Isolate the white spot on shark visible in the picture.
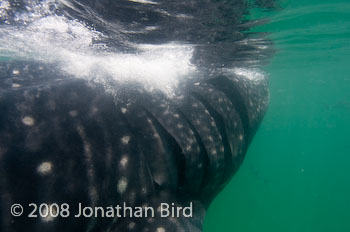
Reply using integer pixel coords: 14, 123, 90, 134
128, 0, 158, 4
37, 162, 53, 175
117, 177, 128, 194
69, 110, 78, 117
41, 204, 56, 222
121, 107, 127, 114
128, 222, 136, 229
12, 83, 21, 88
121, 136, 131, 145
12, 69, 20, 75
120, 156, 128, 168
22, 116, 35, 126
156, 227, 166, 232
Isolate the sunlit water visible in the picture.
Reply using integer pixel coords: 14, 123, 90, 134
204, 0, 350, 231
0, 0, 269, 98
0, 0, 203, 99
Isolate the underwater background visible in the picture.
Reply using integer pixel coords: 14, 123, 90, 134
204, 0, 350, 231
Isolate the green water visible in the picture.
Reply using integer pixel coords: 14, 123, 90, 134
204, 0, 350, 231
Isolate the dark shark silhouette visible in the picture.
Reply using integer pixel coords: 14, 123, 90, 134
0, 0, 274, 231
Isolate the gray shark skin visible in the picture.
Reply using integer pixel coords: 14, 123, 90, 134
0, 0, 274, 231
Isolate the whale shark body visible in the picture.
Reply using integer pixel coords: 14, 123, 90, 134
0, 0, 274, 231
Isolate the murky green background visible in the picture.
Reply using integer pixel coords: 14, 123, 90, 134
204, 0, 350, 231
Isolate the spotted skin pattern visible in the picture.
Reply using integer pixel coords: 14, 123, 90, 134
0, 0, 273, 231
0, 59, 268, 232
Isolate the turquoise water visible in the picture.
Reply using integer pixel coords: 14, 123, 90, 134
204, 0, 350, 231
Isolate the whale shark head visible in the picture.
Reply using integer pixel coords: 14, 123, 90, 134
0, 0, 275, 231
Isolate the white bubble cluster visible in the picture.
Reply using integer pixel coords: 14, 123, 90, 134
0, 1, 196, 97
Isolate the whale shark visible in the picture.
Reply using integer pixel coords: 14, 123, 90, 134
0, 0, 274, 231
